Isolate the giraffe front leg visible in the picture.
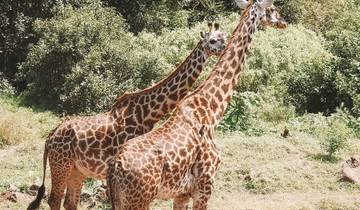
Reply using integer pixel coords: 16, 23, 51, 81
63, 167, 86, 210
173, 193, 191, 210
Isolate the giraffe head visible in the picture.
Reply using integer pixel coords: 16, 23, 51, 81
200, 22, 228, 56
235, 0, 287, 29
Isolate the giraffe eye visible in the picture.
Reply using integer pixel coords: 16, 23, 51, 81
209, 39, 216, 44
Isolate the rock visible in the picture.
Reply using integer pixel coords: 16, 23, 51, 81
244, 175, 252, 181
80, 192, 92, 202
14, 192, 32, 202
29, 184, 39, 191
95, 186, 108, 202
1, 191, 17, 203
86, 199, 97, 209
270, 128, 278, 133
342, 155, 360, 183
8, 184, 18, 192
28, 184, 40, 196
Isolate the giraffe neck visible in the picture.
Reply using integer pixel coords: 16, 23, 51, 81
188, 4, 260, 126
110, 41, 209, 130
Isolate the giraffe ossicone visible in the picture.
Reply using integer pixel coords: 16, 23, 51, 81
107, 0, 287, 209
27, 23, 228, 210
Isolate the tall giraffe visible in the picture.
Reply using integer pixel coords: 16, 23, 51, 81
27, 23, 228, 210
107, 0, 287, 209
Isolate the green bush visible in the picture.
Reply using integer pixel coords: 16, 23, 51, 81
274, 0, 360, 117
286, 60, 340, 115
18, 9, 239, 114
319, 119, 351, 157
330, 27, 360, 117
18, 3, 170, 114
239, 25, 341, 116
219, 91, 261, 133
104, 0, 190, 34
0, 74, 15, 96
275, 0, 358, 33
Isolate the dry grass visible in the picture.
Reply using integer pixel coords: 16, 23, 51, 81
0, 98, 360, 209
0, 97, 58, 148
1, 132, 360, 209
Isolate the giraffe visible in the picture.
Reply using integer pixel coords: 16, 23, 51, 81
27, 23, 228, 210
106, 0, 287, 209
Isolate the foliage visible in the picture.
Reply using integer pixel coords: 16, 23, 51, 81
0, 0, 58, 85
330, 27, 360, 117
18, 3, 170, 114
219, 91, 261, 133
104, 0, 239, 34
0, 0, 359, 135
319, 119, 351, 157
273, 0, 360, 117
244, 25, 335, 113
104, 0, 189, 34
0, 73, 15, 96
18, 8, 236, 114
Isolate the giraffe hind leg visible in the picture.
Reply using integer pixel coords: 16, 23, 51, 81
48, 157, 73, 210
63, 167, 86, 210
192, 180, 213, 210
173, 194, 191, 210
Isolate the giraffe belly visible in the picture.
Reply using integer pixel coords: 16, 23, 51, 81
156, 170, 195, 199
74, 159, 108, 180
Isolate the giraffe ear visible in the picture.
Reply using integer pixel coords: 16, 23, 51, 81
207, 22, 213, 32
258, 0, 273, 9
200, 31, 205, 39
235, 0, 250, 9
214, 23, 220, 31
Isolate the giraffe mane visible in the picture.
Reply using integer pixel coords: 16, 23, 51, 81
174, 1, 253, 105
110, 41, 203, 111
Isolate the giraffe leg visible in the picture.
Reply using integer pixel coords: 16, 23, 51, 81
63, 167, 85, 210
173, 194, 191, 210
134, 203, 150, 210
113, 203, 149, 210
192, 181, 213, 210
48, 158, 73, 210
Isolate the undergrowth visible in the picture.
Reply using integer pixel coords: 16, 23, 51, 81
0, 96, 58, 148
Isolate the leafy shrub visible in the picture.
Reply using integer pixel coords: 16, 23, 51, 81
18, 9, 238, 114
258, 101, 295, 125
319, 119, 351, 157
0, 0, 60, 83
348, 115, 360, 138
19, 3, 170, 114
241, 25, 336, 115
275, 0, 360, 117
333, 108, 360, 138
104, 0, 190, 34
0, 74, 15, 96
275, 0, 358, 33
330, 27, 360, 117
286, 60, 340, 115
219, 91, 261, 133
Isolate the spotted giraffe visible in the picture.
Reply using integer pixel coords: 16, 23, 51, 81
107, 1, 287, 209
27, 23, 228, 210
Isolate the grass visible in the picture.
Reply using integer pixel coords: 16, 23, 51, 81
0, 97, 360, 209
0, 97, 59, 148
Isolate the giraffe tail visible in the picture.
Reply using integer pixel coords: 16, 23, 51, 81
27, 143, 48, 210
107, 161, 127, 210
